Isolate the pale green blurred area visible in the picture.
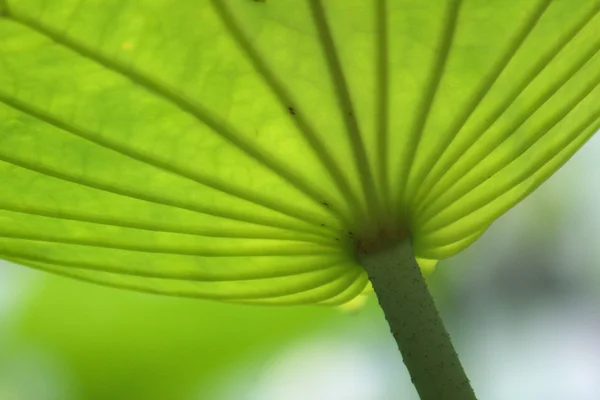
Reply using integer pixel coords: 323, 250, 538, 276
1, 133, 600, 400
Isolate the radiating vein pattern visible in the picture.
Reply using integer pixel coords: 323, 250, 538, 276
0, 0, 598, 304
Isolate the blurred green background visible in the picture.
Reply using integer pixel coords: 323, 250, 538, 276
1, 134, 599, 400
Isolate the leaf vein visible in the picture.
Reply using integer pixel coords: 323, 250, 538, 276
399, 0, 462, 218
308, 0, 381, 221
211, 1, 363, 227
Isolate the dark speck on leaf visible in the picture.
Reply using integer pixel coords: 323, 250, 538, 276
322, 202, 329, 207
288, 106, 295, 115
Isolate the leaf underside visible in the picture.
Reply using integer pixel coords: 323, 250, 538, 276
0, 0, 598, 305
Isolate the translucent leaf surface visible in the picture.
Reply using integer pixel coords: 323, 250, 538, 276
1, 0, 598, 304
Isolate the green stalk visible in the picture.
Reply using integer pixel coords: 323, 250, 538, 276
359, 238, 477, 400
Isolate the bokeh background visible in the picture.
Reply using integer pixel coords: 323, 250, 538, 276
1, 133, 599, 400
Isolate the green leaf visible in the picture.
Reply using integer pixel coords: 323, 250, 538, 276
0, 0, 598, 304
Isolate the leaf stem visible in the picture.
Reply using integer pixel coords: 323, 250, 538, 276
359, 238, 476, 400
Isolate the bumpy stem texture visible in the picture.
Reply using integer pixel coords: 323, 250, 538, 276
360, 238, 477, 400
